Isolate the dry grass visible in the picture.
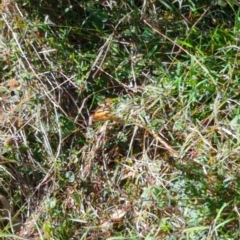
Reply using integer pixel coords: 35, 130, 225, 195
0, 0, 240, 239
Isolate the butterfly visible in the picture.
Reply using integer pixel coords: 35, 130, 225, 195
89, 98, 121, 125
91, 106, 112, 121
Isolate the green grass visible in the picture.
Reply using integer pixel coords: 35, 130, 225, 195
0, 0, 240, 239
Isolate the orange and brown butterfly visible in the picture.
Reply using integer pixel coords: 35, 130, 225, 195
89, 98, 120, 125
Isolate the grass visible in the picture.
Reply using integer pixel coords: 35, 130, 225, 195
0, 0, 240, 239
